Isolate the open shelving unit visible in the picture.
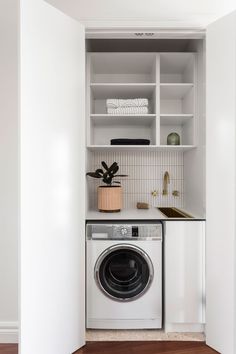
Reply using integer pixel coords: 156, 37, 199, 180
86, 52, 196, 150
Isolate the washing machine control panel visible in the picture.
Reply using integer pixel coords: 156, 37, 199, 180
87, 222, 162, 240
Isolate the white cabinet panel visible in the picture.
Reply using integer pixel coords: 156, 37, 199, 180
20, 1, 85, 353
165, 221, 205, 329
206, 10, 236, 354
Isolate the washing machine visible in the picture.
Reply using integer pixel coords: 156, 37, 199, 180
86, 221, 163, 329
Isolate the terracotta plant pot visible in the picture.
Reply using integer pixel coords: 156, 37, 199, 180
98, 185, 122, 212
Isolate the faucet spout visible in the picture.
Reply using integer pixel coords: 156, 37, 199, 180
163, 171, 170, 195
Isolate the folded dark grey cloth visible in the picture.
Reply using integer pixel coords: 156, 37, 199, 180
110, 138, 150, 145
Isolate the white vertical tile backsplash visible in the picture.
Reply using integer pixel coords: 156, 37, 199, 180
88, 151, 184, 209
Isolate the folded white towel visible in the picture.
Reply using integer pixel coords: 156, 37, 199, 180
107, 106, 149, 115
106, 98, 148, 108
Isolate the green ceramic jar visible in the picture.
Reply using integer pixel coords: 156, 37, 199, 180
167, 132, 180, 145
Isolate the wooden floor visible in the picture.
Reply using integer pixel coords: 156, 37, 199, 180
0, 344, 18, 354
0, 342, 219, 354
76, 341, 219, 354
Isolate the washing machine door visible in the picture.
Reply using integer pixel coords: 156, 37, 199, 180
95, 244, 154, 301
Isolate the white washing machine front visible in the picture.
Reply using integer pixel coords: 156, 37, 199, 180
86, 239, 162, 329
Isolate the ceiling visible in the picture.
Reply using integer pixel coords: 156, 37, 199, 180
46, 0, 236, 28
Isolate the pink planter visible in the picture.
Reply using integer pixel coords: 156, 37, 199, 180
98, 186, 122, 212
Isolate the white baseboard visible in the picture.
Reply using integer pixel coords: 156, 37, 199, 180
0, 322, 18, 343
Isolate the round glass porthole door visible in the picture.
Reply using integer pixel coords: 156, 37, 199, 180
95, 244, 154, 301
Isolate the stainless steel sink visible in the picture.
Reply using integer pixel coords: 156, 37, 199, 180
157, 207, 193, 218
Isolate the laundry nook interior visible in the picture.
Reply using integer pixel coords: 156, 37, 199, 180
83, 36, 206, 343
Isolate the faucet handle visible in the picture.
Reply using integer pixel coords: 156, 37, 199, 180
151, 190, 158, 197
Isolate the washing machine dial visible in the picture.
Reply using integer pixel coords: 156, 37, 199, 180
120, 227, 128, 236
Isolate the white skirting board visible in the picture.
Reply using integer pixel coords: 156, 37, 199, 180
0, 322, 18, 343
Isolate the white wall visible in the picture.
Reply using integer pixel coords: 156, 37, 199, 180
0, 0, 18, 343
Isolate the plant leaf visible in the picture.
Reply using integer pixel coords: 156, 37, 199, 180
103, 171, 108, 179
87, 161, 126, 184
111, 165, 119, 174
95, 168, 104, 177
114, 174, 128, 177
86, 172, 102, 178
101, 161, 109, 171
108, 162, 118, 173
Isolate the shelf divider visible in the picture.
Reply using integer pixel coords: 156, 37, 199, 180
156, 54, 161, 146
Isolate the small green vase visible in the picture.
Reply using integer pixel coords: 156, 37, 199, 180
167, 132, 180, 145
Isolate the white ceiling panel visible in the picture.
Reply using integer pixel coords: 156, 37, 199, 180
46, 0, 236, 28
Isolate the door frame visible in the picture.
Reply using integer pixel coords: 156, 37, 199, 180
83, 21, 236, 354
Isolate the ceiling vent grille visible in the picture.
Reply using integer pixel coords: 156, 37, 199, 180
135, 32, 155, 37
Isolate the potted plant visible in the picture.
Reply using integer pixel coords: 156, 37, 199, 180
86, 161, 127, 212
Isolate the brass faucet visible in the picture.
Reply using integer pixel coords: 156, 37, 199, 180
163, 171, 170, 195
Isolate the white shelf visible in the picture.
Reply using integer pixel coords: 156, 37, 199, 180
160, 83, 194, 99
87, 145, 196, 152
91, 114, 156, 117
160, 114, 193, 125
91, 114, 156, 126
159, 145, 196, 150
90, 83, 156, 99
